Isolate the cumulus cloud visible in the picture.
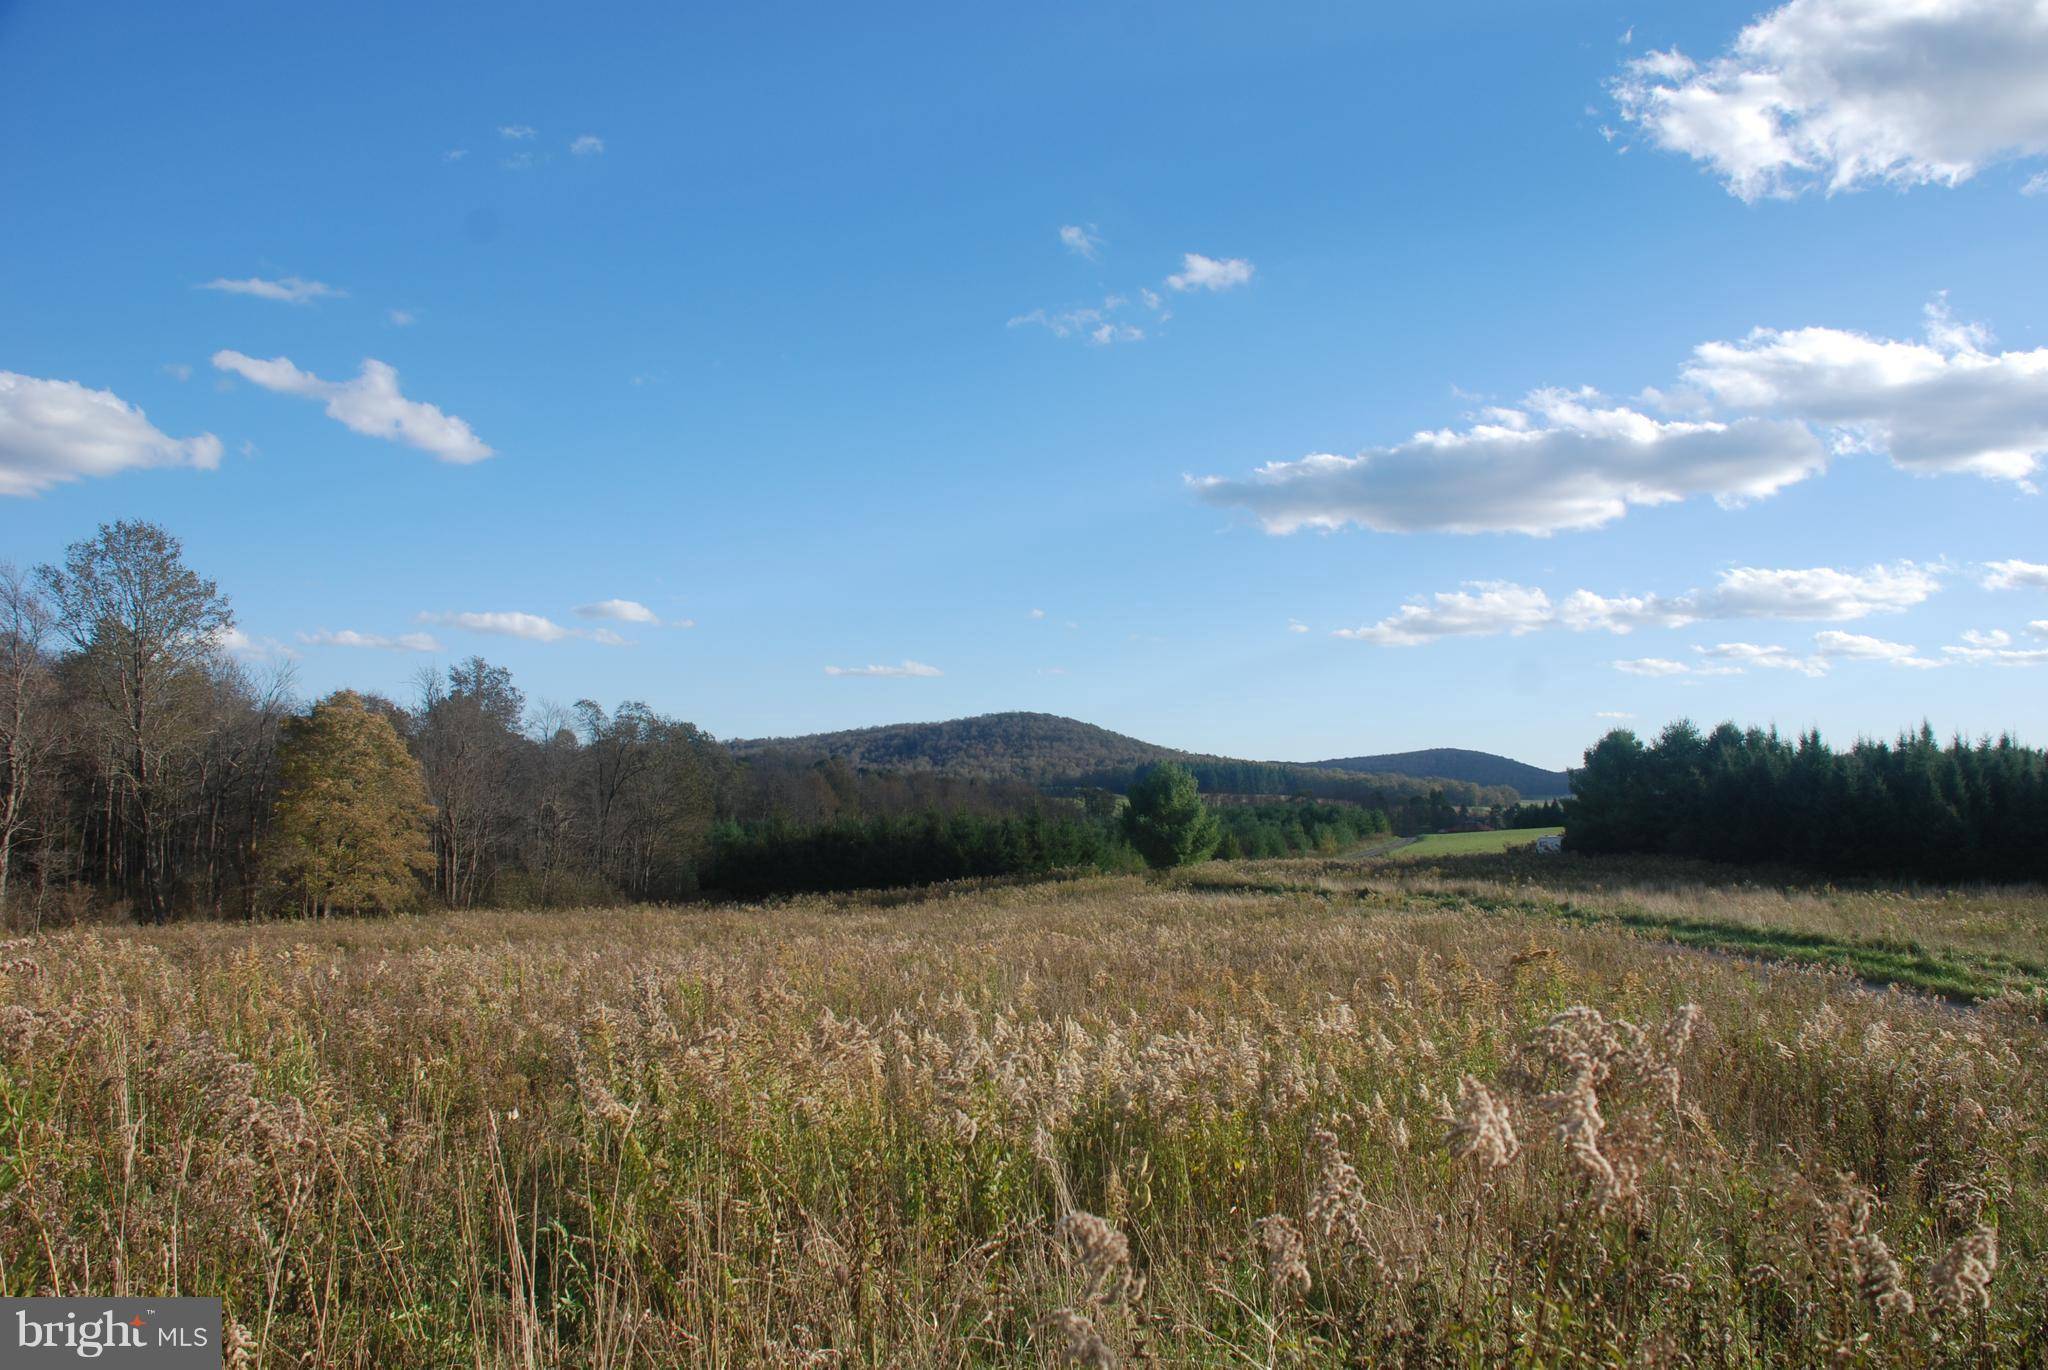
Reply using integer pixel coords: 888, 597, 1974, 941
1701, 562, 1941, 619
387, 309, 416, 327
1355, 562, 1937, 648
215, 627, 299, 662
1594, 709, 1636, 719
1332, 582, 1553, 646
1287, 618, 1310, 633
0, 372, 222, 497
1613, 658, 1692, 677
823, 660, 943, 678
300, 628, 442, 652
1612, 0, 2048, 200
1166, 252, 1255, 292
1560, 589, 1700, 634
1199, 300, 2046, 536
199, 275, 345, 305
1694, 641, 1828, 676
2031, 619, 2048, 638
499, 124, 537, 140
1680, 300, 2048, 487
1982, 558, 2048, 590
1944, 638, 2048, 666
418, 611, 626, 646
1618, 629, 1942, 676
1195, 387, 1825, 535
1027, 608, 1047, 620
1813, 629, 1940, 668
1059, 224, 1103, 259
211, 352, 493, 463
570, 134, 605, 156
576, 598, 660, 624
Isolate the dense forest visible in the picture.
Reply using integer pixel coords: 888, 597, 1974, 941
700, 810, 1140, 897
1569, 721, 2048, 881
6, 520, 1497, 921
739, 712, 1521, 806
1313, 747, 1571, 798
0, 522, 1119, 921
1211, 799, 1391, 859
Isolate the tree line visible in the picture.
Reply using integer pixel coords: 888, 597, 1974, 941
8, 522, 1329, 921
1568, 721, 2048, 881
1211, 799, 1391, 859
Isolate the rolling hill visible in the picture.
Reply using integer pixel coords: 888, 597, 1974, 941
732, 713, 1186, 785
734, 713, 1555, 803
1313, 747, 1571, 798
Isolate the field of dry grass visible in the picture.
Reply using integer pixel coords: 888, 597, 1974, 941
2, 855, 2043, 1365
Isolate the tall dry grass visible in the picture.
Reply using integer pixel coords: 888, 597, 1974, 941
0, 868, 2042, 1364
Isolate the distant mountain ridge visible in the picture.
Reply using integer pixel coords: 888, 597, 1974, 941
732, 712, 1187, 786
1313, 747, 1570, 797
735, 712, 1558, 801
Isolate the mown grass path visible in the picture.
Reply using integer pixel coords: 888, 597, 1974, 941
1182, 854, 2048, 1006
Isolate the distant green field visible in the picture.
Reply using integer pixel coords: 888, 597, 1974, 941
1390, 826, 1564, 858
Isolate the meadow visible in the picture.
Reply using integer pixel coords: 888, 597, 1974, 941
1, 851, 2042, 1366
1388, 828, 1565, 860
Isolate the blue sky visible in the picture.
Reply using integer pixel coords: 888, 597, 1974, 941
3, 0, 2046, 770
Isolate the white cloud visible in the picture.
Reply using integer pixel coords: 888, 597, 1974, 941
1287, 618, 1310, 633
0, 372, 222, 497
1961, 627, 2013, 648
570, 134, 605, 156
1594, 709, 1636, 719
1166, 252, 1255, 292
499, 124, 537, 140
1944, 639, 2048, 666
1059, 224, 1103, 259
1612, 0, 2048, 200
823, 660, 943, 678
199, 275, 344, 305
216, 627, 299, 662
1028, 608, 1047, 620
211, 352, 493, 463
1559, 589, 1699, 634
1982, 558, 2048, 590
1680, 301, 2048, 487
444, 148, 469, 162
418, 611, 629, 646
2031, 619, 2048, 638
162, 363, 192, 382
1813, 629, 1941, 668
1613, 658, 1691, 677
387, 308, 416, 327
1354, 561, 1936, 648
420, 610, 571, 642
1195, 387, 1824, 535
300, 628, 442, 652
2025, 170, 2048, 195
1701, 562, 1941, 619
1333, 581, 1553, 647
1688, 641, 1826, 676
575, 598, 663, 624
1200, 301, 2048, 536
1008, 296, 1147, 346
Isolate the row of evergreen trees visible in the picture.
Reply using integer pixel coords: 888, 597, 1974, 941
1568, 722, 2048, 881
1212, 800, 1391, 859
699, 810, 1140, 897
